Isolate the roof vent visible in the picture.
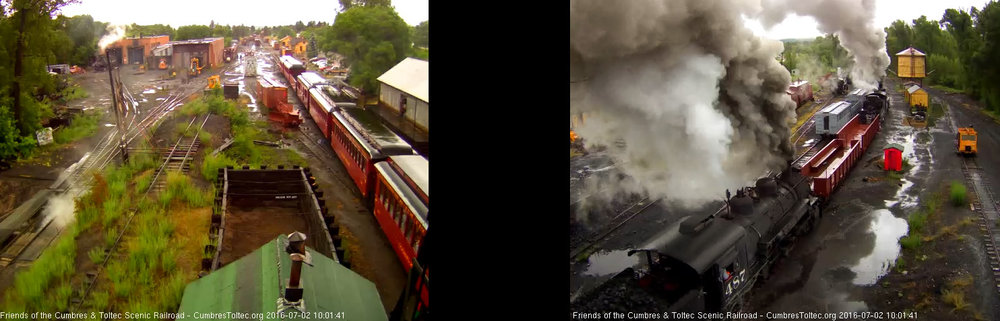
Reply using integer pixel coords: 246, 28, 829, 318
278, 232, 312, 313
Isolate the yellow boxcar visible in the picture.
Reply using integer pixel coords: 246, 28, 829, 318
906, 85, 928, 108
957, 127, 977, 155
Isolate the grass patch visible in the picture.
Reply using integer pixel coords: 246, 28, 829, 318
2, 232, 77, 310
59, 84, 89, 103
951, 181, 967, 207
89, 246, 106, 264
928, 84, 964, 95
165, 171, 212, 207
53, 112, 100, 144
926, 102, 946, 128
201, 153, 237, 183
900, 234, 922, 250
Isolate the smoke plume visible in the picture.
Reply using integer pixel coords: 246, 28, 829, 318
98, 25, 127, 51
757, 0, 891, 89
570, 0, 889, 208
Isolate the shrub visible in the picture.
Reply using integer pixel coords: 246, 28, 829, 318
53, 112, 100, 144
900, 234, 922, 250
201, 153, 236, 182
951, 181, 968, 207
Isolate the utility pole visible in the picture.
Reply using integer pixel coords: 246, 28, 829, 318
106, 51, 128, 163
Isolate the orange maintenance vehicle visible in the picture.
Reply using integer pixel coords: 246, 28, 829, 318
957, 127, 978, 155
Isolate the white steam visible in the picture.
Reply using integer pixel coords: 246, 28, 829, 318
756, 0, 891, 89
99, 25, 127, 51
40, 188, 79, 230
570, 0, 889, 209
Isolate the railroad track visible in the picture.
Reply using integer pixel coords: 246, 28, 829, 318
75, 113, 212, 310
569, 197, 658, 261
959, 156, 1000, 294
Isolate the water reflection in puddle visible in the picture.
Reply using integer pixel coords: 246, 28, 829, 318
850, 209, 907, 285
583, 250, 637, 276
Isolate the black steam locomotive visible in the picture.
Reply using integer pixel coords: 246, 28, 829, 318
572, 167, 821, 313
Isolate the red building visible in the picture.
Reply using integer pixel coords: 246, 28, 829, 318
884, 143, 904, 171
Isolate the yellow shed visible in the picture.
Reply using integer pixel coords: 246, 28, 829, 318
279, 36, 292, 48
905, 84, 928, 108
897, 47, 926, 79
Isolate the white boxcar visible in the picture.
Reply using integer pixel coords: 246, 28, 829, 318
815, 100, 862, 136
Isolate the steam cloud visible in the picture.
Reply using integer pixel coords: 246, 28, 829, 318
98, 25, 127, 51
570, 0, 888, 208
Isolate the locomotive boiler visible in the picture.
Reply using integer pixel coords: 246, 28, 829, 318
572, 166, 821, 313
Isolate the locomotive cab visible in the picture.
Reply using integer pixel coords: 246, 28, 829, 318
628, 250, 705, 311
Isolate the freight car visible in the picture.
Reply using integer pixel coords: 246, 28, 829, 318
787, 81, 813, 108
814, 89, 866, 137
572, 82, 889, 314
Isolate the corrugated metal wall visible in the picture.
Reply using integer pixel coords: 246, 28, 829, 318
380, 83, 428, 131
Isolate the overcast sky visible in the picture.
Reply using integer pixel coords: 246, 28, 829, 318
746, 0, 988, 40
59, 0, 429, 27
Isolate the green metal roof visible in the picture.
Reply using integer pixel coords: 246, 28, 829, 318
178, 234, 387, 321
884, 143, 905, 152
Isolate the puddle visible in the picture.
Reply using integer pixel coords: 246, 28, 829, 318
155, 97, 166, 101
583, 250, 638, 276
802, 138, 815, 147
142, 88, 156, 94
885, 179, 917, 208
103, 123, 115, 127
849, 209, 907, 285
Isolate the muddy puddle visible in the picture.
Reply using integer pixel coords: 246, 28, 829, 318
849, 209, 908, 285
582, 250, 638, 277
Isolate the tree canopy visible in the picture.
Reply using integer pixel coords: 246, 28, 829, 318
413, 20, 428, 48
319, 5, 412, 93
175, 24, 212, 40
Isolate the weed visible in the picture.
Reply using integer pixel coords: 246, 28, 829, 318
952, 181, 968, 207
201, 153, 236, 183
198, 129, 213, 146
900, 234, 922, 250
53, 112, 100, 144
894, 256, 906, 272
908, 210, 929, 233
105, 227, 118, 249
88, 247, 105, 264
90, 291, 110, 312
942, 289, 970, 312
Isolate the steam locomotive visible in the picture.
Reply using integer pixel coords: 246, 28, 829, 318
571, 83, 889, 314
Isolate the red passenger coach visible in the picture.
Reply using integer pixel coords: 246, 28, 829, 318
295, 72, 329, 106
373, 155, 428, 271
306, 85, 337, 138
278, 55, 305, 85
329, 106, 415, 201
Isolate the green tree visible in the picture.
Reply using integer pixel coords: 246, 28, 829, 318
126, 23, 174, 38
320, 5, 411, 93
294, 20, 305, 32
413, 20, 428, 48
274, 26, 295, 39
175, 25, 212, 40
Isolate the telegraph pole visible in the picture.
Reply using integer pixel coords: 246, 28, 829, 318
106, 51, 128, 163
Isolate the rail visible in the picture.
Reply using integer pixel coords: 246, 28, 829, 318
75, 113, 212, 310
960, 157, 1000, 293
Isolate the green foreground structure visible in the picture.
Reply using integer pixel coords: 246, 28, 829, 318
178, 234, 388, 321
